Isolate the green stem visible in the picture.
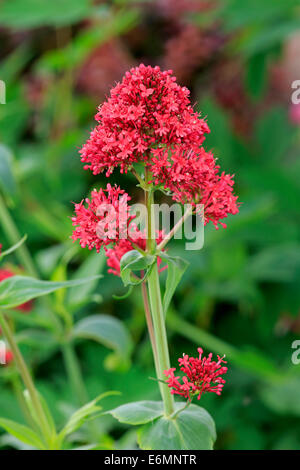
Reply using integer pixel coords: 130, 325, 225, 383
0, 194, 37, 277
10, 374, 38, 431
145, 178, 174, 416
156, 205, 193, 252
0, 312, 52, 444
141, 282, 159, 372
62, 342, 88, 406
147, 263, 174, 416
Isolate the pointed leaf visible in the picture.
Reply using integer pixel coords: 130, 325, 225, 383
0, 418, 46, 449
120, 250, 155, 286
59, 392, 118, 441
73, 314, 132, 357
108, 401, 164, 425
160, 253, 189, 316
0, 275, 102, 309
23, 390, 57, 439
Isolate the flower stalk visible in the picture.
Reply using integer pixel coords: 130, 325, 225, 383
145, 178, 174, 416
156, 204, 194, 252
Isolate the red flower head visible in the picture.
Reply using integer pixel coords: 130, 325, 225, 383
80, 64, 209, 177
79, 64, 238, 229
164, 347, 228, 401
71, 183, 134, 253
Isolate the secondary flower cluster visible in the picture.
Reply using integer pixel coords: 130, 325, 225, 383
149, 147, 238, 228
72, 185, 165, 277
78, 64, 238, 229
71, 184, 133, 253
164, 347, 228, 401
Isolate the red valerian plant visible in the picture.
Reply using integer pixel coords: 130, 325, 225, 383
164, 348, 228, 401
72, 64, 239, 450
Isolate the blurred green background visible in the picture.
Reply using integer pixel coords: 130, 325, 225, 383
0, 0, 300, 450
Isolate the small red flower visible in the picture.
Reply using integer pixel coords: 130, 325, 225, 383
164, 347, 228, 401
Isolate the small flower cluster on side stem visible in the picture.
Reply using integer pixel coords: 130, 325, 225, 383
164, 348, 228, 402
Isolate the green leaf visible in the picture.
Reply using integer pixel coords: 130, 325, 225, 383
138, 404, 216, 450
222, 0, 298, 31
73, 314, 132, 357
67, 251, 105, 309
0, 0, 93, 29
160, 253, 189, 316
120, 250, 155, 286
0, 418, 46, 449
0, 144, 16, 197
108, 401, 164, 425
0, 235, 27, 261
238, 20, 300, 56
113, 285, 133, 300
23, 390, 57, 439
0, 275, 102, 309
59, 392, 118, 442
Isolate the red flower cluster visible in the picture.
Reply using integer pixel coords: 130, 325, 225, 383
80, 64, 209, 177
79, 64, 238, 229
164, 347, 227, 401
150, 147, 238, 228
71, 184, 134, 253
